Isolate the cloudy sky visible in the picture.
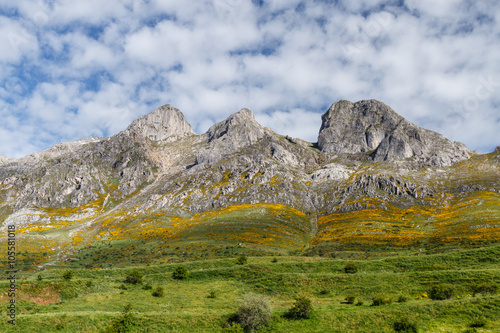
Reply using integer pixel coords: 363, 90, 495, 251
0, 0, 499, 158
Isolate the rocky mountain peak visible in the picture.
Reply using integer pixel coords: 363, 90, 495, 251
125, 104, 194, 142
204, 108, 264, 143
196, 108, 267, 164
318, 99, 471, 166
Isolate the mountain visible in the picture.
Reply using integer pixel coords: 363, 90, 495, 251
0, 99, 499, 269
318, 100, 471, 166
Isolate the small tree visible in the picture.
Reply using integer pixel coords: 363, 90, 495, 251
172, 265, 189, 280
124, 270, 142, 284
229, 293, 271, 332
37, 274, 43, 281
62, 270, 73, 281
286, 295, 313, 319
236, 255, 248, 265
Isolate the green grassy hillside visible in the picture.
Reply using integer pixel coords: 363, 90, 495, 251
0, 245, 498, 332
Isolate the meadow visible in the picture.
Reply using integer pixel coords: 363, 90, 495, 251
0, 244, 498, 332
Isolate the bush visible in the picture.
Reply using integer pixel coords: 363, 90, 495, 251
124, 270, 142, 284
371, 296, 391, 306
37, 274, 42, 281
62, 271, 73, 281
143, 282, 152, 290
172, 265, 189, 280
118, 283, 127, 290
397, 295, 408, 303
429, 284, 454, 300
469, 316, 487, 328
470, 282, 497, 296
228, 293, 271, 332
152, 286, 164, 297
344, 296, 356, 304
285, 295, 313, 319
207, 290, 217, 299
236, 255, 248, 265
344, 263, 358, 274
86, 280, 93, 288
355, 300, 364, 306
393, 316, 418, 332
319, 289, 329, 295
104, 303, 137, 333
271, 257, 278, 263
463, 329, 478, 333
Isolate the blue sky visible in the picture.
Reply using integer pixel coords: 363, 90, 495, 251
0, 0, 499, 158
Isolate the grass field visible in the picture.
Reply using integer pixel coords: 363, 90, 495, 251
0, 244, 498, 332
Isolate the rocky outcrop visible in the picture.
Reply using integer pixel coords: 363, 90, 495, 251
318, 100, 471, 167
0, 155, 12, 166
343, 174, 428, 200
195, 108, 268, 164
125, 104, 194, 142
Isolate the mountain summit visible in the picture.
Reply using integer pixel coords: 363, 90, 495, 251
318, 100, 471, 166
195, 108, 268, 164
126, 104, 194, 142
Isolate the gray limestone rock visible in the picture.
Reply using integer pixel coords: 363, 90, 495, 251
195, 108, 268, 164
318, 100, 471, 167
125, 104, 194, 142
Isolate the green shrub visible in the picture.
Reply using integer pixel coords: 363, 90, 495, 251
355, 300, 364, 306
371, 296, 391, 306
319, 289, 329, 295
143, 282, 152, 290
104, 303, 137, 333
207, 290, 217, 299
271, 257, 278, 263
285, 295, 313, 319
470, 282, 498, 296
86, 280, 93, 287
223, 322, 244, 332
429, 284, 454, 300
152, 286, 164, 297
344, 263, 358, 274
228, 293, 271, 332
124, 270, 142, 284
172, 265, 189, 280
236, 255, 248, 265
344, 296, 356, 304
463, 328, 478, 333
118, 283, 127, 290
393, 316, 418, 332
37, 274, 42, 281
469, 316, 487, 328
397, 295, 408, 303
62, 270, 73, 281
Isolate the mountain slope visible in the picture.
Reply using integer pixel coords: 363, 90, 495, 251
0, 99, 498, 269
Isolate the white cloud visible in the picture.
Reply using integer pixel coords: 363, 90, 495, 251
0, 0, 499, 158
0, 16, 38, 63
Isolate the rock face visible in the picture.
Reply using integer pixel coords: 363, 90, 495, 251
318, 100, 471, 167
126, 104, 194, 142
0, 99, 491, 217
195, 108, 268, 164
